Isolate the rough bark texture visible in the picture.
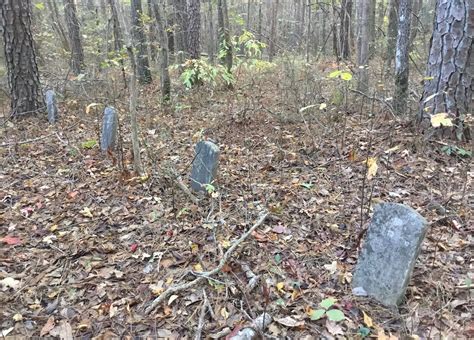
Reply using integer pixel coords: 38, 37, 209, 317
394, 0, 412, 115
1, 0, 44, 115
385, 0, 399, 74
108, 0, 123, 52
45, 0, 70, 51
340, 0, 352, 59
357, 0, 370, 92
420, 0, 473, 140
130, 0, 152, 84
173, 0, 188, 59
63, 0, 85, 75
187, 0, 201, 59
268, 0, 279, 61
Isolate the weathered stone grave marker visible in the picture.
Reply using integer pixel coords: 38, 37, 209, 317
352, 203, 428, 306
45, 90, 58, 123
190, 141, 220, 192
100, 107, 118, 151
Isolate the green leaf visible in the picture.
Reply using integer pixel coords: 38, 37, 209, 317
81, 139, 97, 149
358, 326, 371, 337
340, 72, 353, 81
326, 309, 345, 322
300, 182, 313, 190
274, 253, 282, 264
275, 298, 286, 306
310, 309, 326, 320
320, 298, 336, 309
35, 2, 45, 10
328, 70, 342, 78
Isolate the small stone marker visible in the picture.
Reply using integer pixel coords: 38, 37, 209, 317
100, 106, 118, 151
352, 203, 428, 306
190, 141, 220, 192
45, 90, 58, 123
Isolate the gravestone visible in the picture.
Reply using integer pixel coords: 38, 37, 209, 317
45, 90, 58, 123
100, 107, 118, 151
352, 203, 428, 306
190, 141, 220, 192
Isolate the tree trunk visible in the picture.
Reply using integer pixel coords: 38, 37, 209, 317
394, 0, 412, 115
130, 0, 152, 84
1, 0, 44, 115
108, 0, 124, 52
173, 0, 188, 59
268, 0, 279, 61
340, 0, 352, 59
207, 0, 215, 63
150, 0, 171, 102
218, 0, 232, 74
257, 2, 263, 42
384, 0, 398, 74
45, 0, 70, 52
409, 0, 422, 49
305, 0, 312, 62
420, 0, 473, 140
331, 0, 339, 60
187, 0, 201, 59
357, 0, 370, 92
63, 0, 85, 75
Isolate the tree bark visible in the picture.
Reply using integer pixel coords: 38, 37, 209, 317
187, 0, 201, 59
357, 0, 370, 92
63, 0, 85, 75
45, 0, 70, 52
1, 0, 44, 115
173, 0, 188, 60
150, 0, 171, 102
108, 0, 124, 52
340, 0, 352, 59
394, 0, 412, 115
268, 0, 279, 61
420, 0, 473, 140
130, 0, 152, 84
384, 0, 398, 74
218, 0, 232, 74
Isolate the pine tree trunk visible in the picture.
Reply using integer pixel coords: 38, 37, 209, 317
187, 0, 201, 59
130, 0, 152, 84
1, 0, 44, 115
384, 0, 398, 74
108, 0, 124, 52
420, 0, 473, 140
268, 0, 279, 61
63, 0, 85, 75
173, 0, 188, 60
394, 0, 412, 115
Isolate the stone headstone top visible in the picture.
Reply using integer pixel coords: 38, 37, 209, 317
352, 203, 428, 306
190, 140, 220, 192
45, 90, 58, 123
100, 106, 118, 152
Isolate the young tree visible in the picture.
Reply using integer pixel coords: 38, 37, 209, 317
45, 0, 70, 52
393, 0, 412, 115
1, 0, 44, 115
130, 0, 152, 84
187, 0, 201, 59
384, 0, 398, 74
63, 0, 85, 75
217, 0, 232, 74
420, 0, 473, 140
268, 0, 279, 61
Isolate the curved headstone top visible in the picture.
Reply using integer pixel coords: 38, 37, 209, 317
352, 203, 428, 306
190, 140, 220, 192
100, 106, 118, 152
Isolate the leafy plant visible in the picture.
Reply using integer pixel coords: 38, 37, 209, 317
309, 298, 345, 322
441, 145, 472, 158
174, 59, 234, 89
81, 139, 97, 149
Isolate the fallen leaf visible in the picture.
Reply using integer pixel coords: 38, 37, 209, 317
323, 261, 338, 274
50, 320, 73, 340
79, 207, 93, 218
326, 309, 345, 322
309, 309, 326, 320
431, 113, 453, 128
272, 224, 288, 234
276, 282, 286, 293
1, 277, 20, 291
193, 263, 203, 272
363, 311, 373, 328
220, 307, 229, 320
130, 243, 138, 252
12, 313, 23, 321
326, 319, 344, 335
85, 103, 100, 114
40, 316, 55, 336
364, 157, 378, 180
275, 316, 305, 328
0, 236, 22, 245
168, 295, 179, 305
1, 328, 14, 337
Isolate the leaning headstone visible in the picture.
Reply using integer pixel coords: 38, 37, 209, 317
100, 107, 118, 151
190, 141, 220, 192
45, 90, 58, 123
352, 203, 428, 306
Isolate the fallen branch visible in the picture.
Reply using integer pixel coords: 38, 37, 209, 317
145, 212, 269, 314
163, 166, 200, 205
194, 289, 208, 340
228, 313, 273, 340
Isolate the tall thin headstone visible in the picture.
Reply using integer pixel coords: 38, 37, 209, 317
352, 203, 428, 306
190, 141, 220, 192
100, 107, 118, 152
45, 90, 58, 123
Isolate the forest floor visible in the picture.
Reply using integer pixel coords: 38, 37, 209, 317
0, 64, 473, 339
